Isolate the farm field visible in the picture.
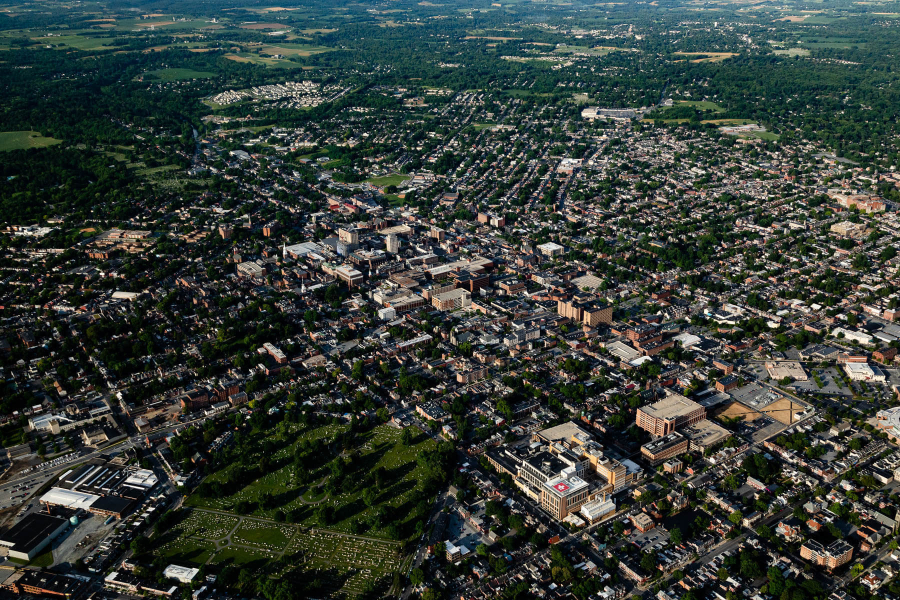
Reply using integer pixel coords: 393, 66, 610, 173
223, 53, 305, 68
259, 43, 332, 56
145, 68, 216, 80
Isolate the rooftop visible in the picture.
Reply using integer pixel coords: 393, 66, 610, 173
638, 393, 703, 421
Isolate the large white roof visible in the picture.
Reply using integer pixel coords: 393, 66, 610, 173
40, 487, 99, 510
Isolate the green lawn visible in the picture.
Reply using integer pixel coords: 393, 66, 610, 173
232, 521, 294, 549
145, 68, 216, 81
224, 53, 306, 69
675, 100, 724, 112
29, 548, 54, 568
209, 545, 272, 567
365, 174, 409, 188
752, 131, 781, 141
0, 131, 62, 151
158, 537, 217, 565
31, 34, 118, 51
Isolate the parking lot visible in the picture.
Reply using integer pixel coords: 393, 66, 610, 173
444, 512, 487, 554
629, 526, 670, 551
792, 367, 853, 397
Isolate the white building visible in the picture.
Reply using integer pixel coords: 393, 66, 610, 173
163, 565, 200, 584
844, 362, 885, 382
385, 233, 400, 254
537, 242, 565, 258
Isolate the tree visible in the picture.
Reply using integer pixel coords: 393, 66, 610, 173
409, 568, 424, 586
728, 510, 743, 526
422, 589, 441, 600
670, 526, 683, 545
641, 551, 658, 574
400, 427, 414, 446
351, 360, 364, 381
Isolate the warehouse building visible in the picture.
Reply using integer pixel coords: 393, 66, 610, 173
0, 513, 69, 561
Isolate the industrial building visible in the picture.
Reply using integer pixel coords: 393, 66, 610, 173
0, 513, 70, 561
39, 460, 158, 519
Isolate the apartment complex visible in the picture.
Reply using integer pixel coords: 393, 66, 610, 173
800, 540, 853, 570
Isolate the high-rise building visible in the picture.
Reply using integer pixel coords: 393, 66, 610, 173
385, 233, 400, 254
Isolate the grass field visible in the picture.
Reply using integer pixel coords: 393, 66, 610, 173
673, 51, 737, 63
260, 44, 332, 57
675, 100, 724, 112
31, 34, 118, 51
552, 44, 629, 56
224, 53, 305, 69
365, 174, 409, 188
209, 545, 273, 567
232, 521, 294, 549
0, 131, 62, 151
29, 548, 54, 568
145, 68, 216, 80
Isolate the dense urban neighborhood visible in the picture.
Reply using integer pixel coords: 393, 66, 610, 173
2, 0, 900, 599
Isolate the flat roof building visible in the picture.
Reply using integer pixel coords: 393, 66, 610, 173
0, 513, 69, 561
641, 432, 689, 466
540, 474, 590, 520
636, 393, 706, 436
163, 565, 200, 584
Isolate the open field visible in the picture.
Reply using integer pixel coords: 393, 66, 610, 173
675, 100, 724, 112
259, 43, 332, 56
365, 174, 409, 188
553, 44, 631, 56
31, 34, 118, 51
772, 48, 810, 56
761, 397, 806, 424
464, 35, 521, 41
224, 53, 305, 68
145, 68, 216, 80
702, 118, 755, 125
673, 51, 738, 63
713, 401, 763, 422
233, 521, 294, 549
0, 131, 62, 151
